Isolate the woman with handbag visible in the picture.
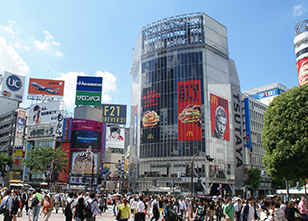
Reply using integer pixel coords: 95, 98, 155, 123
11, 190, 21, 221
117, 198, 131, 221
41, 194, 53, 221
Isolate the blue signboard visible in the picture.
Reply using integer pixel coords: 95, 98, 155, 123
76, 76, 103, 92
250, 88, 283, 100
244, 98, 252, 148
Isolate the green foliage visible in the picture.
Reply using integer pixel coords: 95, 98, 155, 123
262, 85, 308, 181
24, 146, 68, 182
245, 168, 261, 191
271, 178, 286, 190
0, 154, 14, 178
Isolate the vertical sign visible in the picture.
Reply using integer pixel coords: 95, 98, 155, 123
117, 160, 121, 178
177, 80, 202, 141
244, 98, 252, 148
210, 94, 230, 141
16, 110, 26, 136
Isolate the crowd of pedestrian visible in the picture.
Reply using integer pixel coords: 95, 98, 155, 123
1, 186, 308, 221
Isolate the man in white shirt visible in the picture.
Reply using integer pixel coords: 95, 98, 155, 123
54, 191, 61, 213
179, 196, 186, 220
150, 196, 160, 221
0, 190, 12, 221
136, 196, 145, 221
234, 198, 242, 221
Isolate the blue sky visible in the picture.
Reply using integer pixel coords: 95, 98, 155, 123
0, 0, 307, 124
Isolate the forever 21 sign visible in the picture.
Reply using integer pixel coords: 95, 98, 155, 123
102, 104, 127, 125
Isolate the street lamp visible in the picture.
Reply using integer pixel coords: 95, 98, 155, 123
86, 146, 95, 191
190, 152, 214, 196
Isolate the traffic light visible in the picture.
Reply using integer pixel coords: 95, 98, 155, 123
297, 182, 301, 191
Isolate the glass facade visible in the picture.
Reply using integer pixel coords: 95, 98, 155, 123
130, 13, 238, 194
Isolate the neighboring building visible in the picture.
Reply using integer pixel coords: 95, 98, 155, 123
129, 12, 242, 196
243, 82, 287, 105
242, 82, 287, 196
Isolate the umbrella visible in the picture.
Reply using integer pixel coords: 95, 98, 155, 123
111, 194, 122, 200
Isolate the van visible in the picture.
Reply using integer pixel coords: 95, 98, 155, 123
9, 183, 33, 190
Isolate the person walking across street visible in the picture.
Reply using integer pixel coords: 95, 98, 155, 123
73, 197, 86, 221
54, 191, 61, 213
0, 190, 12, 221
299, 196, 308, 221
136, 196, 146, 221
150, 196, 160, 221
223, 198, 235, 221
41, 194, 53, 221
32, 188, 42, 221
118, 198, 131, 221
85, 192, 101, 221
234, 199, 242, 221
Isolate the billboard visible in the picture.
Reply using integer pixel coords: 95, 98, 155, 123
177, 80, 202, 141
210, 93, 230, 141
106, 126, 125, 149
54, 110, 64, 137
0, 71, 25, 102
28, 78, 64, 99
244, 98, 252, 148
141, 86, 160, 143
71, 151, 99, 175
27, 125, 55, 139
75, 76, 103, 106
62, 118, 72, 142
296, 57, 308, 86
102, 104, 127, 125
70, 119, 104, 152
28, 101, 61, 125
16, 110, 26, 136
250, 88, 283, 100
294, 31, 308, 61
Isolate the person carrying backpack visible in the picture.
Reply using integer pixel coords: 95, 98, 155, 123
194, 199, 205, 221
73, 197, 86, 221
64, 192, 75, 221
0, 190, 12, 221
150, 196, 160, 221
85, 192, 101, 221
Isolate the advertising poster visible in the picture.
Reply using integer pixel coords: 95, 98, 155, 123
101, 123, 106, 159
28, 78, 65, 98
75, 76, 103, 106
177, 80, 202, 141
0, 71, 25, 102
55, 110, 64, 137
71, 151, 99, 175
16, 110, 26, 136
27, 125, 55, 139
102, 104, 127, 125
62, 118, 72, 142
106, 126, 125, 149
296, 57, 308, 86
28, 101, 60, 125
133, 106, 138, 146
70, 119, 103, 151
210, 93, 230, 141
141, 86, 160, 144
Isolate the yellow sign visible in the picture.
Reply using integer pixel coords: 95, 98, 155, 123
186, 131, 193, 137
148, 133, 154, 139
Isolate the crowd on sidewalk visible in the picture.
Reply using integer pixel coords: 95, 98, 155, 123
1, 186, 308, 221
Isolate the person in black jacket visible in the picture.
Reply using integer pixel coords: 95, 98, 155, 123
74, 197, 85, 221
285, 201, 300, 221
241, 197, 258, 221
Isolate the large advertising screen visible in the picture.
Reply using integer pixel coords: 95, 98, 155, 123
177, 80, 202, 141
75, 76, 102, 106
296, 57, 308, 86
70, 119, 103, 152
0, 71, 25, 102
141, 86, 160, 143
16, 110, 26, 136
28, 101, 61, 126
71, 151, 99, 175
28, 78, 65, 98
106, 126, 125, 149
210, 93, 230, 141
102, 104, 127, 125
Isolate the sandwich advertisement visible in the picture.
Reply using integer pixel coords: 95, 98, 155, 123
141, 86, 160, 144
178, 80, 202, 141
296, 57, 308, 86
210, 93, 230, 141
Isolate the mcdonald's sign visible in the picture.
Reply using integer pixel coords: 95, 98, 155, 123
186, 131, 193, 137
177, 80, 202, 141
148, 134, 154, 139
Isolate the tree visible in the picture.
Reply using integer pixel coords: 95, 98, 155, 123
24, 146, 68, 188
0, 154, 14, 178
262, 85, 308, 199
245, 168, 261, 192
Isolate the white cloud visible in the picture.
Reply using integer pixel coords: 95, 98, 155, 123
55, 70, 117, 107
34, 30, 62, 56
9, 41, 29, 51
0, 21, 17, 35
293, 4, 307, 17
0, 36, 29, 76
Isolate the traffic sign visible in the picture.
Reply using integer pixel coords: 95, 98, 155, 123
199, 151, 206, 157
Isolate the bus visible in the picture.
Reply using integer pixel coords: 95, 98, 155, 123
9, 183, 33, 190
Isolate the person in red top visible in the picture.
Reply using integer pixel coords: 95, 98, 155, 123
298, 197, 308, 221
41, 194, 53, 221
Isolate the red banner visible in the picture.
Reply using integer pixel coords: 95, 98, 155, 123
210, 94, 230, 141
297, 57, 308, 86
178, 80, 202, 141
